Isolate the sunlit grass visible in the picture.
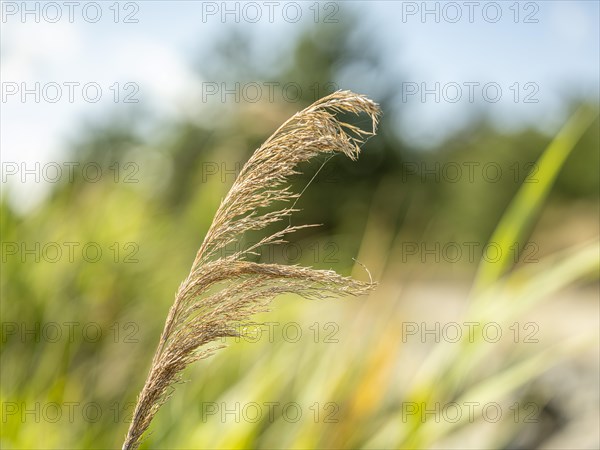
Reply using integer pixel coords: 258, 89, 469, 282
1, 107, 597, 449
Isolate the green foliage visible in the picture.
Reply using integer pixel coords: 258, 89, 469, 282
2, 22, 598, 450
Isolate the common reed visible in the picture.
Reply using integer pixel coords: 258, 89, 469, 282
122, 91, 381, 449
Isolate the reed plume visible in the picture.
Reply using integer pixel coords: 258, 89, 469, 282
122, 91, 381, 449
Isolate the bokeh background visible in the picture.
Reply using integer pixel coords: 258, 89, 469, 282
1, 1, 599, 448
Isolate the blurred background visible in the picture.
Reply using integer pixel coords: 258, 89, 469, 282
1, 1, 598, 448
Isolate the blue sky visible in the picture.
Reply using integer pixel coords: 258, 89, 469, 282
1, 1, 598, 209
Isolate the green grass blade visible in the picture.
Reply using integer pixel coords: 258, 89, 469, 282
473, 106, 598, 293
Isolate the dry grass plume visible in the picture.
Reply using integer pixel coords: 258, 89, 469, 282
122, 90, 381, 449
